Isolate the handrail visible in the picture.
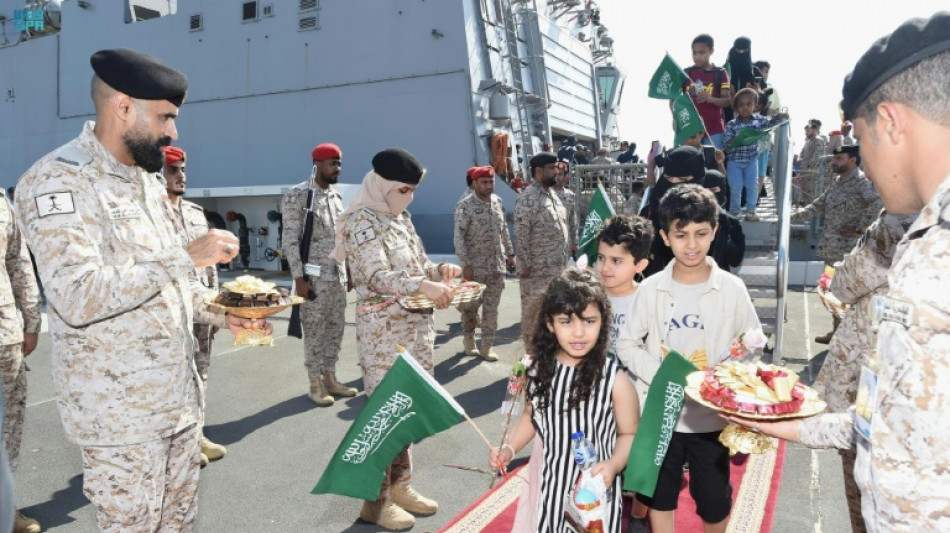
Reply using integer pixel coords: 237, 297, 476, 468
772, 122, 793, 362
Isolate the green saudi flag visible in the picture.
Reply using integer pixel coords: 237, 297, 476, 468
577, 182, 616, 268
673, 93, 706, 146
623, 350, 697, 497
648, 53, 690, 100
727, 121, 787, 148
312, 346, 464, 500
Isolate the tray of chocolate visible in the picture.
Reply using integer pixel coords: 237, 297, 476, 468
398, 280, 486, 310
208, 275, 304, 320
685, 361, 826, 419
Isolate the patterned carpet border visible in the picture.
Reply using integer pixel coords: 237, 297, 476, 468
439, 469, 526, 533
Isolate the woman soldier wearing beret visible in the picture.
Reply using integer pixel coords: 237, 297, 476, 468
330, 148, 460, 530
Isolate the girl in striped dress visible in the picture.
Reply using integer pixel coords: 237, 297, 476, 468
490, 269, 640, 532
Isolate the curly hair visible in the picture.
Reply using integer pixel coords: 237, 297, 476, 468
597, 214, 654, 262
527, 269, 611, 412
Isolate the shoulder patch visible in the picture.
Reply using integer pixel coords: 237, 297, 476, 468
353, 224, 377, 245
35, 192, 76, 217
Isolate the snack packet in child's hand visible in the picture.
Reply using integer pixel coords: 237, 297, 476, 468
563, 470, 608, 533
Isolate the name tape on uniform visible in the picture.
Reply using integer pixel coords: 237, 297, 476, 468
35, 192, 75, 218
872, 295, 915, 329
108, 207, 144, 220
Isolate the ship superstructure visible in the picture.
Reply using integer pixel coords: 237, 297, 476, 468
0, 0, 625, 266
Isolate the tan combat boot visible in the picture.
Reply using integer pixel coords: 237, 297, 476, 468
478, 341, 499, 362
323, 371, 357, 398
359, 499, 415, 531
14, 511, 41, 533
392, 484, 439, 516
201, 437, 227, 461
463, 334, 478, 356
200, 452, 209, 468
309, 379, 334, 406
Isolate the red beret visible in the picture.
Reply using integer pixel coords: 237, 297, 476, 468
466, 166, 494, 180
164, 146, 185, 165
312, 143, 342, 161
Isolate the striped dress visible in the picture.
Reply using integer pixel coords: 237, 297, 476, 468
532, 357, 622, 532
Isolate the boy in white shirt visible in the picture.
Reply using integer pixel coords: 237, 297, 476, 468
618, 184, 760, 533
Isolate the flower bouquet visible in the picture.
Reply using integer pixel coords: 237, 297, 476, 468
816, 266, 849, 319
491, 356, 530, 488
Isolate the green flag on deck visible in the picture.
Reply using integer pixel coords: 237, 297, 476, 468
577, 182, 616, 268
622, 350, 697, 497
312, 346, 464, 500
672, 93, 706, 146
727, 122, 785, 148
648, 53, 690, 100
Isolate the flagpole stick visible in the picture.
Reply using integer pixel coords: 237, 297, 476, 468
463, 412, 495, 451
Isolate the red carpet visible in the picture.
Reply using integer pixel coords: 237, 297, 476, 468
438, 441, 786, 533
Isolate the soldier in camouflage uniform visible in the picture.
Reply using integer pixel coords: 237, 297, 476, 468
813, 211, 915, 533
333, 148, 460, 531
281, 143, 354, 406
553, 161, 578, 256
14, 48, 266, 532
726, 17, 950, 532
453, 166, 515, 362
514, 152, 569, 346
792, 145, 882, 343
796, 119, 827, 205
0, 189, 42, 533
160, 146, 228, 468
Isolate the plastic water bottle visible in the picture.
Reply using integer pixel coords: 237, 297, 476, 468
571, 431, 598, 470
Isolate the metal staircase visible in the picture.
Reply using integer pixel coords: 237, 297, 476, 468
502, 0, 535, 160
733, 123, 793, 360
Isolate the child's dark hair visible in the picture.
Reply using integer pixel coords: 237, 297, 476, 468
597, 214, 654, 262
528, 269, 610, 412
658, 184, 719, 232
733, 87, 758, 107
631, 182, 645, 194
692, 34, 714, 49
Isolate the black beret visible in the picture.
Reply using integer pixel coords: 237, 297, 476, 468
841, 12, 950, 120
372, 148, 426, 184
91, 48, 188, 107
529, 152, 558, 169
833, 144, 860, 156
663, 146, 705, 181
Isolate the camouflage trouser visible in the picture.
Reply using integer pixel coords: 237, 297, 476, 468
302, 280, 347, 381
81, 423, 201, 533
356, 303, 434, 501
193, 323, 214, 383
799, 171, 822, 205
0, 343, 25, 472
519, 272, 560, 346
460, 271, 505, 346
840, 448, 867, 533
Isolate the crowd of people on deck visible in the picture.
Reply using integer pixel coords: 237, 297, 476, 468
2, 10, 950, 533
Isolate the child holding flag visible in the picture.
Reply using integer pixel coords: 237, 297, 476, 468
721, 88, 787, 219
617, 185, 760, 533
489, 269, 639, 532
